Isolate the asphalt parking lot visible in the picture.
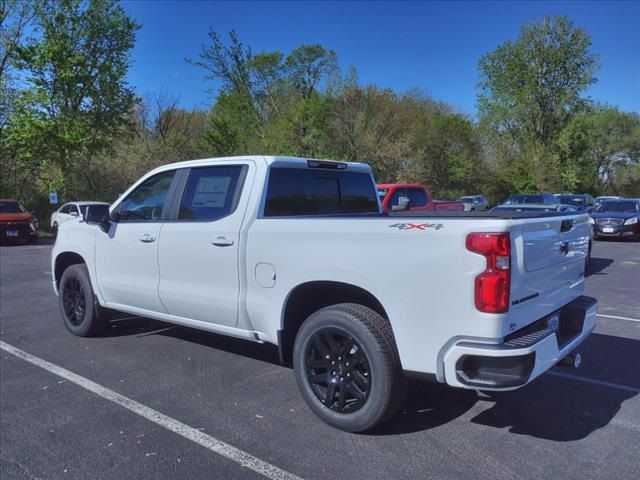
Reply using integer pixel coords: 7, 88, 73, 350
1, 240, 638, 480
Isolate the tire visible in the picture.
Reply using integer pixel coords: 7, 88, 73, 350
293, 303, 406, 432
58, 264, 108, 336
52, 222, 58, 237
585, 241, 592, 273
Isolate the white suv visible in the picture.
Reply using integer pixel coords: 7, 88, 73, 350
50, 202, 110, 235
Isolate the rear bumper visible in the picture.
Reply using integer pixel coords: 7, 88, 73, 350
442, 295, 597, 390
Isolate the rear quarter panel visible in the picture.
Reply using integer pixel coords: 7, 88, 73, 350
244, 216, 514, 376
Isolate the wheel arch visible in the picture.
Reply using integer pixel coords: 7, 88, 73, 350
54, 251, 87, 288
278, 281, 392, 365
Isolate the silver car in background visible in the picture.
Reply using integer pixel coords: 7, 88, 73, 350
456, 195, 489, 211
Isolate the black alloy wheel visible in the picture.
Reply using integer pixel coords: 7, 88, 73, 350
293, 303, 406, 432
305, 328, 371, 413
62, 276, 86, 325
58, 264, 108, 336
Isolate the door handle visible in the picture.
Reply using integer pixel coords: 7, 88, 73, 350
139, 233, 156, 243
211, 236, 234, 247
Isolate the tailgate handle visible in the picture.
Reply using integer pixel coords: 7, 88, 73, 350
561, 219, 574, 232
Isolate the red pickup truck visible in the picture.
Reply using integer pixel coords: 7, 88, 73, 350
377, 184, 465, 213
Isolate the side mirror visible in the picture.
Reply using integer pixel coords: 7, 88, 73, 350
70, 211, 79, 217
392, 196, 410, 212
85, 205, 111, 231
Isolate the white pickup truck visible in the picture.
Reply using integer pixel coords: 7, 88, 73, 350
51, 156, 597, 431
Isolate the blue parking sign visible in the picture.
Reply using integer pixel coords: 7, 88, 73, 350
49, 192, 58, 205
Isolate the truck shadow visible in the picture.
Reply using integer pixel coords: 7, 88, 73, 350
105, 315, 282, 366
105, 318, 636, 441
462, 332, 638, 441
586, 257, 614, 277
364, 332, 637, 440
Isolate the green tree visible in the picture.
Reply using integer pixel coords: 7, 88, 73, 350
478, 16, 597, 146
477, 16, 598, 193
8, 0, 139, 199
558, 105, 640, 193
0, 0, 34, 198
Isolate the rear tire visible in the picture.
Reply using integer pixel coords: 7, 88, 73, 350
58, 264, 108, 336
293, 303, 406, 432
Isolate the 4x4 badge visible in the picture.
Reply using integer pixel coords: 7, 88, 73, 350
389, 223, 445, 231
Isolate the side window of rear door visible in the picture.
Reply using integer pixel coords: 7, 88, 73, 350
177, 166, 246, 221
407, 188, 428, 207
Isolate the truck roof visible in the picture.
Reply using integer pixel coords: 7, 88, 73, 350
156, 155, 372, 174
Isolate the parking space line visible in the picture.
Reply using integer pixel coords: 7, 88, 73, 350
0, 340, 303, 480
596, 313, 640, 323
548, 371, 640, 393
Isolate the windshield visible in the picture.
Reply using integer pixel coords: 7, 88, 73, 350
557, 195, 585, 206
0, 201, 25, 214
595, 201, 638, 213
504, 194, 545, 205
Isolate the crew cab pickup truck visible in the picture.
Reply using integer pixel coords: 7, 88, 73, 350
52, 156, 597, 432
377, 183, 464, 213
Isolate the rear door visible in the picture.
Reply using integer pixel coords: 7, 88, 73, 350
157, 161, 254, 327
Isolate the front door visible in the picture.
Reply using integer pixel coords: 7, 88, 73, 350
95, 169, 176, 313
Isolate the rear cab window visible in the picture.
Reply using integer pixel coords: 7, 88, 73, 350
264, 167, 379, 216
406, 188, 428, 207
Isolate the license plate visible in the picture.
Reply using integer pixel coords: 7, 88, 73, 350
602, 227, 615, 233
6, 230, 19, 237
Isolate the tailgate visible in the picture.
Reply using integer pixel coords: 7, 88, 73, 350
507, 213, 591, 333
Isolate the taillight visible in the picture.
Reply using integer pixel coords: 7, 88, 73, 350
466, 232, 511, 313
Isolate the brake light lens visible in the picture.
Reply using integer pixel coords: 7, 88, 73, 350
466, 232, 511, 313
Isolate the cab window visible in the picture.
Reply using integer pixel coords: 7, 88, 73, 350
178, 166, 245, 221
406, 188, 427, 207
264, 168, 379, 216
120, 170, 176, 222
388, 188, 407, 209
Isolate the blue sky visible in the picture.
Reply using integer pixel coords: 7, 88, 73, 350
121, 1, 640, 116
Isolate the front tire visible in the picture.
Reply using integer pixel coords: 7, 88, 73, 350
58, 264, 107, 336
293, 303, 406, 432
